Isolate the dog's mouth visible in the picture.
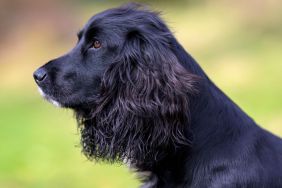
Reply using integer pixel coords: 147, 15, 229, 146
38, 87, 62, 108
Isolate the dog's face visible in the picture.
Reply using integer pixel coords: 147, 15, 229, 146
33, 12, 126, 108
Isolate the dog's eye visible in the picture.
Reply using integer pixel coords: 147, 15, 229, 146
92, 40, 101, 49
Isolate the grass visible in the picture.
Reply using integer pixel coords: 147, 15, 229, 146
0, 91, 140, 188
0, 1, 281, 187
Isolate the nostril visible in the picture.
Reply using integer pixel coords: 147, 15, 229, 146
33, 68, 47, 82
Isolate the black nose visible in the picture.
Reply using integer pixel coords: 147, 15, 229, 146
33, 68, 47, 83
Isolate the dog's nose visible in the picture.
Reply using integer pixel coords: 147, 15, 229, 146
33, 68, 47, 83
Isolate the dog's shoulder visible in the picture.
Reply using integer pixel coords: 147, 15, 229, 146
186, 128, 282, 188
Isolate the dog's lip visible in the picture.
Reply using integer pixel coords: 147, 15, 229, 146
38, 87, 45, 97
37, 87, 62, 107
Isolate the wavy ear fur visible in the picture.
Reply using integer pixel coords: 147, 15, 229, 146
77, 28, 199, 168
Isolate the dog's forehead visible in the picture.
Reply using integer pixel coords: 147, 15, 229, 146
83, 6, 152, 32
82, 13, 121, 34
83, 16, 99, 33
80, 7, 165, 38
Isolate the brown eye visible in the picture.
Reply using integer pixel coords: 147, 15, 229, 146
93, 40, 101, 49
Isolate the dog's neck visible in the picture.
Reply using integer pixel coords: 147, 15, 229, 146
143, 39, 259, 186
171, 37, 256, 144
190, 82, 254, 146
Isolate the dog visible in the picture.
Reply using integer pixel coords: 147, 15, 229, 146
33, 4, 282, 188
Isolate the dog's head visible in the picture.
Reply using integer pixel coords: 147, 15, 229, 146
34, 4, 199, 167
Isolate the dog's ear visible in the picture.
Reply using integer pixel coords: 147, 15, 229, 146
98, 29, 198, 146
112, 29, 198, 116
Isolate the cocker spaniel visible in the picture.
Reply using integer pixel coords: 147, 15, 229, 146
34, 4, 282, 188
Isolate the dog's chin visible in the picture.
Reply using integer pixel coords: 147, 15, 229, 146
38, 87, 62, 108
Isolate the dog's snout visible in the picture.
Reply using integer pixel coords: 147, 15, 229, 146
33, 68, 47, 83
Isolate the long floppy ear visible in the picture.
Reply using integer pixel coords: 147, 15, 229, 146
104, 29, 199, 119
80, 28, 199, 165
102, 29, 198, 141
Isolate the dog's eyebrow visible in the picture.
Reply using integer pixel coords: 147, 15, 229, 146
83, 27, 101, 42
77, 30, 83, 40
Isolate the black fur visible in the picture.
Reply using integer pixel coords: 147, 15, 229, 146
34, 4, 282, 188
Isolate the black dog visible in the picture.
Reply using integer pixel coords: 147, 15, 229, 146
33, 4, 282, 188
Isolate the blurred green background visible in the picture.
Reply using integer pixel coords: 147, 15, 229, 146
0, 0, 281, 187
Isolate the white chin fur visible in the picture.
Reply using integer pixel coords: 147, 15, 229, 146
38, 87, 61, 108
38, 88, 45, 97
49, 99, 61, 107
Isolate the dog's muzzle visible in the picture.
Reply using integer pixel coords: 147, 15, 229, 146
33, 67, 61, 107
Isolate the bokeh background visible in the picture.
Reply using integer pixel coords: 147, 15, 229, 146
0, 0, 281, 187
